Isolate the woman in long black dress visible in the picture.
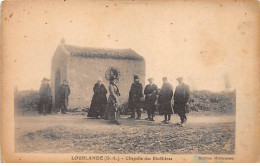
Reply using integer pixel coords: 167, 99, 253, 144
87, 78, 107, 118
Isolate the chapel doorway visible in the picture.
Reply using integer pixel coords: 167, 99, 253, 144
54, 70, 61, 108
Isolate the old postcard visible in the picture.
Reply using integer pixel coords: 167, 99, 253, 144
1, 0, 260, 163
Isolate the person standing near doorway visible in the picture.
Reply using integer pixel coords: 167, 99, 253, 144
58, 79, 71, 114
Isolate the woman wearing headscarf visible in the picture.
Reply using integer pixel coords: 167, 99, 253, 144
87, 77, 107, 119
104, 76, 120, 124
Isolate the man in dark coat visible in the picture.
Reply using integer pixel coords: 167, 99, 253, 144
88, 77, 107, 118
128, 75, 143, 119
59, 79, 71, 114
173, 77, 190, 127
158, 77, 173, 124
144, 78, 158, 121
38, 78, 52, 115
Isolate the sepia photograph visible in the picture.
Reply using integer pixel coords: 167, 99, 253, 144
1, 0, 260, 163
14, 39, 236, 154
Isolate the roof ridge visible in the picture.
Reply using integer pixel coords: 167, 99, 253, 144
62, 44, 143, 61
64, 44, 132, 51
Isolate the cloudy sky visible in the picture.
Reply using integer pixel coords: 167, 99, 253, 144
2, 0, 259, 91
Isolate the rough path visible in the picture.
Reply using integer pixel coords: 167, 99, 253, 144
15, 113, 235, 154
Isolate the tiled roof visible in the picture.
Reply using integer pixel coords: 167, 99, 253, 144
63, 44, 144, 61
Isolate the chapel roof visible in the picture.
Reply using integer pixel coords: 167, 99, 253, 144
63, 44, 144, 61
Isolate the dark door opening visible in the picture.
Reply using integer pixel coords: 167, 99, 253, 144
54, 70, 61, 108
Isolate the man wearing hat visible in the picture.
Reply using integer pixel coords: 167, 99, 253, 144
144, 78, 158, 121
38, 78, 52, 115
58, 79, 71, 114
173, 77, 190, 127
158, 77, 173, 124
128, 75, 143, 119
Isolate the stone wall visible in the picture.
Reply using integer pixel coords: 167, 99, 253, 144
67, 55, 145, 109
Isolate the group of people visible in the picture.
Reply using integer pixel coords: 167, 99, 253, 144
88, 75, 190, 127
38, 74, 190, 127
38, 78, 71, 115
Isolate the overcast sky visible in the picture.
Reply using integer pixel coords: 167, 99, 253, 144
2, 0, 259, 91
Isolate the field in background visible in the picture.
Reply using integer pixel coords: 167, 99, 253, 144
14, 89, 236, 115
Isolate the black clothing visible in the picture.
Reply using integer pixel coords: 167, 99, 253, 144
158, 82, 173, 115
88, 83, 107, 118
144, 84, 158, 119
38, 83, 52, 114
58, 84, 71, 113
173, 83, 190, 124
129, 82, 143, 118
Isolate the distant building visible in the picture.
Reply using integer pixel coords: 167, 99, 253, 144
51, 40, 145, 109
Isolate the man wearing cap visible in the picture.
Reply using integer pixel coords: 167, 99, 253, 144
144, 78, 158, 121
38, 78, 52, 115
58, 79, 71, 114
173, 77, 190, 127
128, 75, 143, 119
158, 77, 173, 124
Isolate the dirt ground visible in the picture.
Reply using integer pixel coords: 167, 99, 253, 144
15, 112, 235, 154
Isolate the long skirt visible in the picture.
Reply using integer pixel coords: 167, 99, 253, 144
145, 102, 156, 118
158, 101, 173, 115
38, 97, 50, 114
88, 103, 106, 118
104, 102, 119, 122
173, 102, 189, 114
